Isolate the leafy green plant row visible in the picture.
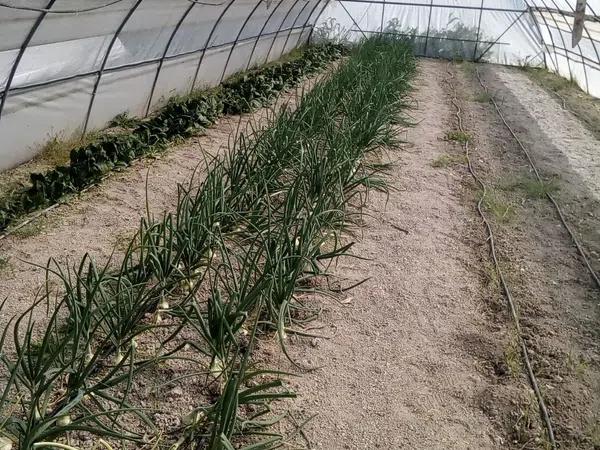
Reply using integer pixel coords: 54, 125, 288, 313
0, 37, 416, 450
0, 44, 347, 232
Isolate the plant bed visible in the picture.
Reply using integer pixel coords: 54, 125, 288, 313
0, 37, 415, 450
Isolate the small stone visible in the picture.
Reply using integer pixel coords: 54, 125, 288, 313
170, 386, 183, 397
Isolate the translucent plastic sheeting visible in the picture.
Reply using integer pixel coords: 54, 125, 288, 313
313, 0, 600, 96
0, 0, 323, 170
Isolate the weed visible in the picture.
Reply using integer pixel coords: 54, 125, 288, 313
108, 112, 142, 129
480, 189, 516, 223
446, 130, 472, 143
504, 331, 522, 377
587, 416, 600, 447
483, 262, 500, 291
520, 179, 560, 199
474, 92, 492, 103
34, 130, 102, 168
511, 390, 547, 447
431, 153, 466, 168
11, 220, 46, 238
0, 256, 9, 272
566, 350, 589, 378
460, 61, 477, 76
500, 175, 560, 199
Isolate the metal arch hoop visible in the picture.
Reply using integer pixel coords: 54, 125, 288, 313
548, 0, 600, 95
535, 0, 576, 84
278, 0, 314, 59
525, 2, 561, 72
307, 0, 332, 43
423, 0, 434, 56
472, 0, 485, 60
220, 0, 267, 84
82, 0, 144, 135
190, 0, 236, 93
538, 0, 588, 91
0, 0, 56, 125
522, 0, 549, 69
244, 0, 288, 72
145, 1, 197, 117
475, 9, 528, 62
291, 0, 327, 48
263, 0, 304, 65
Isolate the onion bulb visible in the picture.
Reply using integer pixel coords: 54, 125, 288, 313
0, 437, 13, 450
159, 297, 169, 310
56, 415, 72, 427
182, 410, 204, 426
210, 357, 225, 376
113, 350, 123, 365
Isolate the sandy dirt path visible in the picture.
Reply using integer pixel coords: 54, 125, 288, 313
271, 58, 510, 449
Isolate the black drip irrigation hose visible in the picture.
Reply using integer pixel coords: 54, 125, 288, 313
444, 64, 557, 449
475, 68, 600, 291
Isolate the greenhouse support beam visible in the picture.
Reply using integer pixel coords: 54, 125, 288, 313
264, 0, 303, 64
190, 0, 236, 93
525, 4, 549, 69
4, 25, 312, 95
536, 0, 577, 89
475, 10, 527, 62
307, 0, 331, 42
350, 29, 510, 48
220, 0, 266, 83
0, 0, 56, 125
545, 43, 600, 70
327, 0, 526, 14
528, 5, 561, 72
560, 0, 600, 93
145, 2, 197, 116
533, 5, 598, 22
423, 0, 434, 56
82, 0, 144, 135
541, 0, 589, 93
573, 0, 586, 47
245, 0, 287, 72
277, 0, 312, 60
221, 0, 268, 83
472, 0, 485, 60
339, 1, 368, 39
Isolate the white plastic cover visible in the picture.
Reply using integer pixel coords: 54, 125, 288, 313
0, 0, 322, 170
1, 0, 598, 172
314, 0, 600, 96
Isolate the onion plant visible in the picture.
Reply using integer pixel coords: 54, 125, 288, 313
0, 36, 415, 450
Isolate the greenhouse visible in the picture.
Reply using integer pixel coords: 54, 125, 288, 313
0, 1, 599, 449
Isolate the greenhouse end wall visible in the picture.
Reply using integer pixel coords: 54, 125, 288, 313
313, 0, 600, 98
0, 0, 323, 171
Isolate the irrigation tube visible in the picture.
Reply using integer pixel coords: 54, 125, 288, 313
475, 69, 600, 290
444, 65, 557, 449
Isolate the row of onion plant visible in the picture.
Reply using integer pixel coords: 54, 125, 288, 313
0, 36, 415, 450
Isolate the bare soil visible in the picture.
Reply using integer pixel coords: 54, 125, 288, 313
456, 62, 600, 448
